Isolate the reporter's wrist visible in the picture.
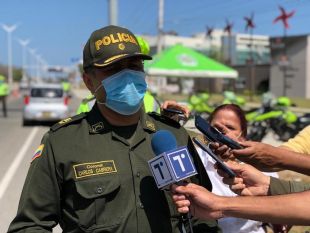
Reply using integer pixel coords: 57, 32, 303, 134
216, 196, 229, 219
261, 175, 271, 196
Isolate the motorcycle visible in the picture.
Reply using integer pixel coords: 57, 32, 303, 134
246, 95, 310, 142
188, 92, 214, 119
222, 91, 246, 107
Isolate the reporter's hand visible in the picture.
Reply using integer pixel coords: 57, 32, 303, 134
171, 183, 224, 220
231, 141, 282, 172
161, 100, 190, 118
216, 161, 270, 196
209, 142, 236, 161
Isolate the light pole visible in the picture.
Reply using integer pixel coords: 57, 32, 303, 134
29, 48, 37, 81
157, 0, 164, 53
18, 39, 30, 81
2, 24, 18, 87
36, 54, 42, 81
108, 0, 118, 25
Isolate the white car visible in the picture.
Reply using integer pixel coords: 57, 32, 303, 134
22, 83, 70, 126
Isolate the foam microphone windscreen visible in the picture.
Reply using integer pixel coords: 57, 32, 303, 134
151, 130, 177, 156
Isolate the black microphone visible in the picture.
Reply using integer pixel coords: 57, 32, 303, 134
149, 130, 196, 233
195, 115, 243, 149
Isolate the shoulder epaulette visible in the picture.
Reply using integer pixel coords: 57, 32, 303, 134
147, 112, 181, 128
50, 113, 86, 132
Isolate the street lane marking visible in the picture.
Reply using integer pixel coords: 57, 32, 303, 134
0, 127, 39, 199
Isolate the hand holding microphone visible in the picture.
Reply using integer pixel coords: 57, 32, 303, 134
148, 130, 197, 233
149, 130, 197, 189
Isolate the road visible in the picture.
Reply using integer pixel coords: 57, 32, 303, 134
0, 91, 82, 232
0, 89, 282, 232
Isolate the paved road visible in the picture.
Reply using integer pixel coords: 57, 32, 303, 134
0, 91, 81, 232
0, 89, 283, 232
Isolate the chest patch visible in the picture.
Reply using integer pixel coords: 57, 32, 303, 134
73, 160, 117, 179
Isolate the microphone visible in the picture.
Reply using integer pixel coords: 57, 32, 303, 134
148, 130, 196, 233
149, 130, 197, 189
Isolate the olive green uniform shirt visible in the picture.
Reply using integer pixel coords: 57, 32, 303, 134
269, 176, 310, 195
8, 104, 220, 233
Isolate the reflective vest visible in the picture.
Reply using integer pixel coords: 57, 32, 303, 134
76, 92, 160, 114
143, 91, 160, 113
62, 82, 71, 92
0, 82, 9, 97
76, 94, 96, 114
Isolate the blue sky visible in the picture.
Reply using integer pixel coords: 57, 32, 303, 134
0, 0, 310, 68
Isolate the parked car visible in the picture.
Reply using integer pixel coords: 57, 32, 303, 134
22, 83, 70, 125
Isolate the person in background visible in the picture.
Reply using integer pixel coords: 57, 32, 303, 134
8, 25, 220, 233
76, 93, 96, 114
197, 104, 280, 233
61, 79, 71, 94
280, 125, 310, 154
0, 75, 9, 117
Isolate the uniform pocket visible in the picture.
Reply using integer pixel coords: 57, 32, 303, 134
74, 174, 122, 232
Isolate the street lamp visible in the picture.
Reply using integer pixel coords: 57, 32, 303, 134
2, 24, 18, 87
29, 48, 37, 80
18, 39, 30, 81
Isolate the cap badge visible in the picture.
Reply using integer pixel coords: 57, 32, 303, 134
119, 43, 125, 50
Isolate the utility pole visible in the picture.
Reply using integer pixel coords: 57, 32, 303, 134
108, 0, 118, 25
18, 39, 30, 81
157, 0, 164, 53
2, 24, 17, 87
29, 48, 37, 80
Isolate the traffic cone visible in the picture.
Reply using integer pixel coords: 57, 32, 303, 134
12, 89, 20, 98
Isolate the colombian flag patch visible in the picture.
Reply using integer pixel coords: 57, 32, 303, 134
32, 144, 44, 162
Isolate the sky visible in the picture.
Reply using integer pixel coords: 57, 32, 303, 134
0, 0, 310, 69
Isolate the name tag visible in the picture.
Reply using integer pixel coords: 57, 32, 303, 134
73, 160, 117, 179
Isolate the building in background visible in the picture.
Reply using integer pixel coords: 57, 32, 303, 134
270, 34, 310, 98
141, 30, 271, 95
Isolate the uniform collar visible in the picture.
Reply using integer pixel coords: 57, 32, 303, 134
86, 104, 157, 134
86, 104, 110, 134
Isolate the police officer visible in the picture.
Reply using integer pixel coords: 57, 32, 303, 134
0, 75, 9, 117
76, 35, 160, 114
8, 25, 220, 233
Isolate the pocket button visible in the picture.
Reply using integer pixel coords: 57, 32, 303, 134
96, 186, 104, 194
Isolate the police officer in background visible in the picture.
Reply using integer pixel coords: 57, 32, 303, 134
8, 25, 220, 233
0, 75, 9, 117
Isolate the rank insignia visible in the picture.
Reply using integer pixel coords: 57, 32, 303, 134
146, 121, 156, 131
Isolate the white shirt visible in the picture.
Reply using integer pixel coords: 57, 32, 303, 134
197, 147, 279, 233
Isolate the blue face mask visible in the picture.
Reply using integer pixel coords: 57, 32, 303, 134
95, 69, 147, 115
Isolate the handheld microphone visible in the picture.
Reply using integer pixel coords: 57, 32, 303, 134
149, 130, 197, 189
148, 130, 196, 233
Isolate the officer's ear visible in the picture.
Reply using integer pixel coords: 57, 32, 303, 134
83, 71, 95, 93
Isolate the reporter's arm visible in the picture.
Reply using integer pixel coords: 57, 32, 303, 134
272, 149, 310, 175
232, 141, 310, 175
269, 176, 310, 195
221, 190, 310, 225
172, 184, 310, 226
